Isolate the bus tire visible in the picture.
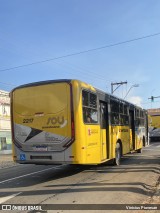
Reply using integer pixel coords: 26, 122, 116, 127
114, 143, 121, 166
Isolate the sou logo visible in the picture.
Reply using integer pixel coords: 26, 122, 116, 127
47, 116, 65, 125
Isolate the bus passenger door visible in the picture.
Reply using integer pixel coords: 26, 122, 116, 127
100, 102, 109, 161
129, 110, 135, 150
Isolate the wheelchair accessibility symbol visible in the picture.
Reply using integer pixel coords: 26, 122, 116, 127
20, 154, 26, 161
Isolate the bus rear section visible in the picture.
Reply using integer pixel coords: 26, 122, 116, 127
11, 81, 75, 164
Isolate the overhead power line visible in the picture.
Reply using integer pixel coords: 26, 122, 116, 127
1, 32, 160, 73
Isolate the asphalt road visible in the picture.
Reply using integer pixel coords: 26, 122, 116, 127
0, 142, 159, 213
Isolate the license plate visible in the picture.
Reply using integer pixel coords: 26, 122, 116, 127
33, 146, 48, 152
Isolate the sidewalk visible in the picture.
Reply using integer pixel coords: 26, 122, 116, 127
0, 154, 17, 169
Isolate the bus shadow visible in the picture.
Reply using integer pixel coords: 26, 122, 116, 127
0, 164, 87, 189
0, 149, 159, 200
0, 162, 159, 199
0, 179, 155, 198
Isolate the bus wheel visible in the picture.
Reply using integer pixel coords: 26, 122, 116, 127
114, 143, 121, 166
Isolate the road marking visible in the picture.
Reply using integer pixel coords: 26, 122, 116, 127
0, 165, 63, 184
145, 149, 160, 151
0, 192, 22, 204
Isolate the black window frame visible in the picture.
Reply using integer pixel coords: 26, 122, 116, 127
82, 90, 98, 124
110, 99, 120, 125
110, 99, 129, 126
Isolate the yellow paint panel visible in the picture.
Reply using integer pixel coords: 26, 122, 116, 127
149, 115, 160, 128
13, 83, 69, 115
13, 82, 71, 137
101, 129, 107, 160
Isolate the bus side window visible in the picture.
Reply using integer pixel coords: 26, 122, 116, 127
82, 90, 89, 106
83, 107, 91, 123
82, 90, 98, 124
110, 99, 119, 125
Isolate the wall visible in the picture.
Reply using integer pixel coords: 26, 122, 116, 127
0, 90, 11, 153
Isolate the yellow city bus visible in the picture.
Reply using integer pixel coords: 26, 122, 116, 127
10, 79, 148, 166
148, 112, 160, 141
148, 114, 160, 129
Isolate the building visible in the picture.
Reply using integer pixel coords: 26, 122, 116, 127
0, 90, 11, 153
147, 108, 160, 115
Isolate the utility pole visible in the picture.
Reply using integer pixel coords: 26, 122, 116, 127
111, 81, 127, 94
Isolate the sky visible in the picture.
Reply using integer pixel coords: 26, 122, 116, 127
0, 0, 160, 109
